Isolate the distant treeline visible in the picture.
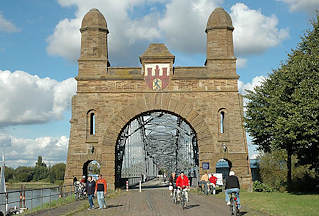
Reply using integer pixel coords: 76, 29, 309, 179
1, 156, 65, 184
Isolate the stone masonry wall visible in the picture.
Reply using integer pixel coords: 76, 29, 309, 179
64, 76, 252, 190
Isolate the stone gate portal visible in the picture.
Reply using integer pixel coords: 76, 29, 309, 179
64, 7, 252, 190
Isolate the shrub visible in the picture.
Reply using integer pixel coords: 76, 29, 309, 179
259, 150, 287, 191
253, 180, 274, 192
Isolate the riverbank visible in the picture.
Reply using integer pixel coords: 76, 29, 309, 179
22, 189, 123, 216
7, 181, 61, 190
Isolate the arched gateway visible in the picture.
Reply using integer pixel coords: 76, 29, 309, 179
64, 8, 252, 190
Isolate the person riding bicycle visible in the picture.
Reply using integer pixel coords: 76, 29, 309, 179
225, 171, 240, 209
200, 172, 209, 195
176, 171, 190, 202
209, 173, 217, 194
169, 172, 177, 196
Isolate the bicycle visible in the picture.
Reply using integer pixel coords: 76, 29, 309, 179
169, 183, 178, 204
229, 192, 240, 216
170, 188, 178, 204
179, 187, 188, 210
74, 182, 86, 200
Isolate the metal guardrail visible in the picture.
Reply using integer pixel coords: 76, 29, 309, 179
0, 184, 74, 213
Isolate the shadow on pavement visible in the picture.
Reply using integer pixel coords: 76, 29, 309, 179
107, 204, 123, 209
130, 184, 168, 190
184, 204, 200, 209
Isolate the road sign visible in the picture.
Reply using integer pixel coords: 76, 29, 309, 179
202, 162, 209, 170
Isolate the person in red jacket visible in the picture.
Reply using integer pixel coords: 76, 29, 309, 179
209, 174, 217, 194
176, 171, 190, 202
94, 174, 107, 209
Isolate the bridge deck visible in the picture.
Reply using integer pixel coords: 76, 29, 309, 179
30, 180, 265, 216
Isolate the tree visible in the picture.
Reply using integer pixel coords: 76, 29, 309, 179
34, 156, 49, 181
36, 156, 47, 167
245, 14, 319, 188
258, 150, 287, 191
49, 163, 66, 183
33, 166, 49, 181
4, 166, 15, 182
14, 167, 34, 182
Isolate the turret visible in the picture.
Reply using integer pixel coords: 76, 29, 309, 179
205, 8, 237, 78
78, 8, 109, 79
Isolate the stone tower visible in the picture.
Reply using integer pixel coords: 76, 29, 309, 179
64, 7, 252, 190
78, 8, 109, 79
206, 8, 237, 78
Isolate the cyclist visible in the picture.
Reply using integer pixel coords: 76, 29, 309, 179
200, 172, 209, 195
176, 171, 190, 202
169, 172, 177, 197
225, 171, 240, 209
209, 173, 217, 194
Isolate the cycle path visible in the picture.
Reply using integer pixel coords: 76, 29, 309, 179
69, 189, 267, 216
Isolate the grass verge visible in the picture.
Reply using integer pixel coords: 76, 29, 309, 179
214, 190, 319, 216
62, 189, 123, 216
22, 194, 76, 215
7, 181, 60, 189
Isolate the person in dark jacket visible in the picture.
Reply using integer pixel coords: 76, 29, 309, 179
169, 172, 177, 196
73, 176, 77, 184
225, 171, 240, 209
86, 176, 96, 210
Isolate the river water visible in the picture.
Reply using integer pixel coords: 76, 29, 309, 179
1, 188, 63, 212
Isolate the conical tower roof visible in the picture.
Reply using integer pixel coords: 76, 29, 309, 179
206, 8, 233, 32
81, 8, 108, 31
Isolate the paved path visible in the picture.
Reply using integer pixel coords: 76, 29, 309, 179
74, 189, 230, 216
28, 179, 267, 216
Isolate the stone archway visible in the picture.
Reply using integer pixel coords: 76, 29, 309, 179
100, 94, 213, 188
113, 109, 200, 188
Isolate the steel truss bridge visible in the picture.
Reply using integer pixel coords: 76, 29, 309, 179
115, 111, 199, 187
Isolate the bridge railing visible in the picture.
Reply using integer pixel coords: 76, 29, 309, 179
0, 184, 74, 214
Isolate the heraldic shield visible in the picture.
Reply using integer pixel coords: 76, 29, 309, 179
144, 64, 170, 90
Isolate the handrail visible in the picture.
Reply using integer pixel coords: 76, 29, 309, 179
0, 184, 74, 213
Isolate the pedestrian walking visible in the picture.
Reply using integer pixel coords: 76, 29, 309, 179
94, 174, 107, 209
73, 176, 77, 184
86, 176, 96, 210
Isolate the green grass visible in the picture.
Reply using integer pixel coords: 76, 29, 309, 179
22, 195, 76, 215
214, 190, 319, 216
7, 181, 60, 189
62, 189, 123, 216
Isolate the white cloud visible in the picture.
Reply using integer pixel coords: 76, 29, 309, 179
47, 0, 222, 63
278, 0, 319, 13
0, 70, 76, 127
0, 13, 20, 33
47, 1, 288, 65
0, 134, 11, 147
231, 3, 289, 56
2, 135, 68, 168
236, 58, 247, 68
47, 18, 81, 61
159, 0, 222, 53
238, 75, 266, 95
47, 0, 164, 65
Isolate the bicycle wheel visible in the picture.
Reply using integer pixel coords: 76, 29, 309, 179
183, 196, 187, 209
173, 192, 177, 204
180, 193, 185, 209
233, 202, 237, 216
76, 192, 80, 201
229, 198, 234, 215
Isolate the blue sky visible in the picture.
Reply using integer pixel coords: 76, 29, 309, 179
0, 0, 318, 167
